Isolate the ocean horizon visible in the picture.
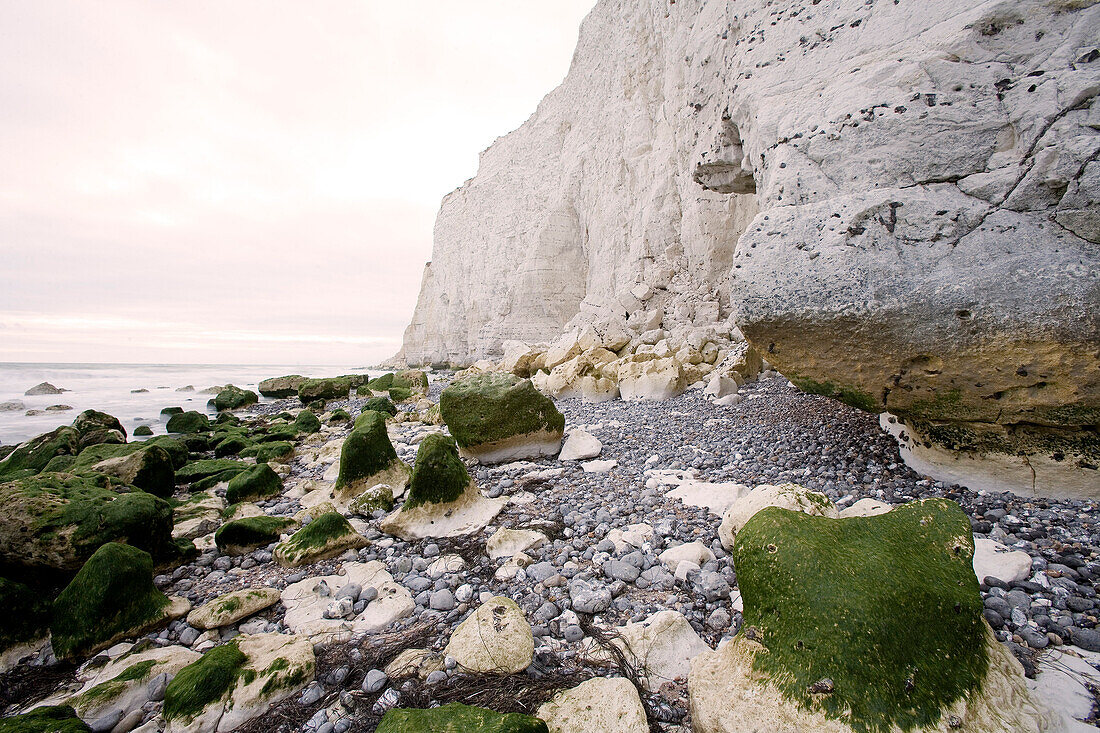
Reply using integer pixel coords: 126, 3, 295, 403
0, 361, 380, 446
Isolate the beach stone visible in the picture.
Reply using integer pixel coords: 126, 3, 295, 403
384, 648, 445, 680
163, 632, 315, 733
380, 434, 505, 540
439, 374, 564, 463
487, 528, 549, 559
274, 512, 368, 568
691, 499, 1049, 732
281, 562, 413, 640
587, 611, 711, 691
444, 596, 534, 674
659, 541, 715, 572
165, 411, 210, 435
25, 381, 66, 396
362, 669, 388, 693
537, 677, 647, 733
0, 425, 81, 478
225, 463, 283, 505
581, 459, 617, 473
568, 579, 611, 615
427, 554, 466, 578
558, 430, 602, 461
215, 516, 296, 556
703, 374, 739, 399
973, 538, 1033, 584
0, 400, 24, 412
838, 498, 893, 518
297, 377, 351, 402
187, 588, 281, 630
718, 482, 837, 550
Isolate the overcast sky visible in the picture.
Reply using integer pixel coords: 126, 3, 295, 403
0, 1, 595, 366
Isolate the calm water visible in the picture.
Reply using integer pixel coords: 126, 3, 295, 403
0, 363, 377, 446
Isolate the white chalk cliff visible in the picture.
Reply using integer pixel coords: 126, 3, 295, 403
398, 0, 1100, 496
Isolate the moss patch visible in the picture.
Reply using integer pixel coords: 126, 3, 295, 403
215, 435, 253, 457
215, 516, 295, 553
0, 426, 81, 478
163, 641, 247, 722
362, 397, 397, 417
0, 706, 91, 733
76, 658, 157, 707
293, 409, 321, 434
226, 463, 283, 504
367, 373, 396, 391
166, 411, 211, 434
51, 542, 172, 659
328, 409, 351, 425
176, 459, 247, 484
274, 511, 365, 567
404, 434, 470, 509
213, 386, 258, 412
254, 441, 294, 464
133, 425, 153, 437
388, 386, 413, 403
439, 374, 564, 449
789, 376, 879, 413
732, 499, 988, 732
377, 703, 548, 732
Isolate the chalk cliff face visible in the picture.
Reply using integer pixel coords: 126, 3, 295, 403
400, 0, 1100, 495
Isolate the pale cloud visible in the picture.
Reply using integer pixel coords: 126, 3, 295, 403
0, 1, 596, 364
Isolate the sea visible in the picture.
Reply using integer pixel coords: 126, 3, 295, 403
0, 363, 379, 447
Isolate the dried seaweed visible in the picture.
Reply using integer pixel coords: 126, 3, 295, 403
0, 661, 77, 714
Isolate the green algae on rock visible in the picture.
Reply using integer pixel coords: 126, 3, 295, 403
175, 458, 248, 485
729, 499, 988, 732
253, 441, 294, 464
404, 434, 470, 509
166, 411, 211, 434
0, 425, 81, 478
361, 396, 397, 417
187, 587, 281, 630
334, 411, 410, 504
297, 377, 351, 402
226, 463, 283, 505
164, 640, 247, 722
258, 375, 307, 399
349, 483, 395, 515
273, 511, 367, 567
215, 516, 296, 555
86, 444, 175, 498
377, 703, 548, 733
213, 385, 259, 412
293, 409, 322, 434
51, 542, 181, 659
72, 409, 127, 449
0, 705, 91, 733
0, 472, 176, 573
215, 435, 252, 457
133, 425, 154, 436
328, 409, 352, 425
439, 374, 564, 463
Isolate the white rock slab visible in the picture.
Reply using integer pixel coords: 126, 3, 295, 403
559, 430, 603, 461
973, 538, 1033, 584
581, 459, 617, 473
537, 677, 648, 733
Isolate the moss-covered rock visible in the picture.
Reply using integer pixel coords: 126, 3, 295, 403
51, 542, 180, 659
293, 409, 321, 434
0, 473, 176, 573
405, 434, 470, 509
72, 409, 127, 449
161, 406, 184, 416
348, 483, 395, 515
226, 463, 283, 504
166, 411, 211, 434
362, 396, 397, 417
334, 411, 410, 504
273, 512, 367, 567
133, 425, 154, 437
66, 438, 188, 475
164, 640, 247, 722
214, 412, 241, 427
0, 426, 81, 478
215, 516, 296, 555
255, 425, 298, 443
0, 576, 49, 651
328, 409, 351, 424
175, 459, 247, 484
367, 373, 396, 391
254, 441, 294, 464
388, 386, 413, 403
215, 435, 252, 458
398, 369, 430, 395
297, 377, 351, 402
87, 444, 175, 498
377, 703, 547, 733
214, 386, 259, 412
0, 706, 91, 733
258, 375, 307, 399
172, 491, 225, 541
187, 587, 281, 630
68, 645, 200, 722
439, 374, 564, 463
726, 499, 988, 732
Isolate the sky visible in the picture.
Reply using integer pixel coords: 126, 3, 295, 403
0, 1, 596, 366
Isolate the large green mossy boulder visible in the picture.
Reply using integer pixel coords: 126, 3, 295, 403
0, 426, 80, 478
388, 386, 413, 403
175, 459, 247, 484
51, 543, 176, 659
297, 377, 351, 402
361, 396, 397, 417
215, 435, 253, 458
166, 411, 211, 434
213, 386, 258, 412
226, 464, 283, 504
82, 444, 175, 498
377, 703, 547, 733
293, 409, 321, 433
405, 434, 469, 509
215, 516, 296, 555
273, 512, 367, 567
258, 375, 307, 399
334, 411, 409, 503
0, 706, 91, 733
72, 409, 127, 449
0, 576, 49, 651
0, 473, 175, 573
367, 373, 396, 391
134, 425, 153, 436
253, 441, 294, 464
439, 374, 564, 463
62, 438, 188, 473
731, 499, 987, 732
